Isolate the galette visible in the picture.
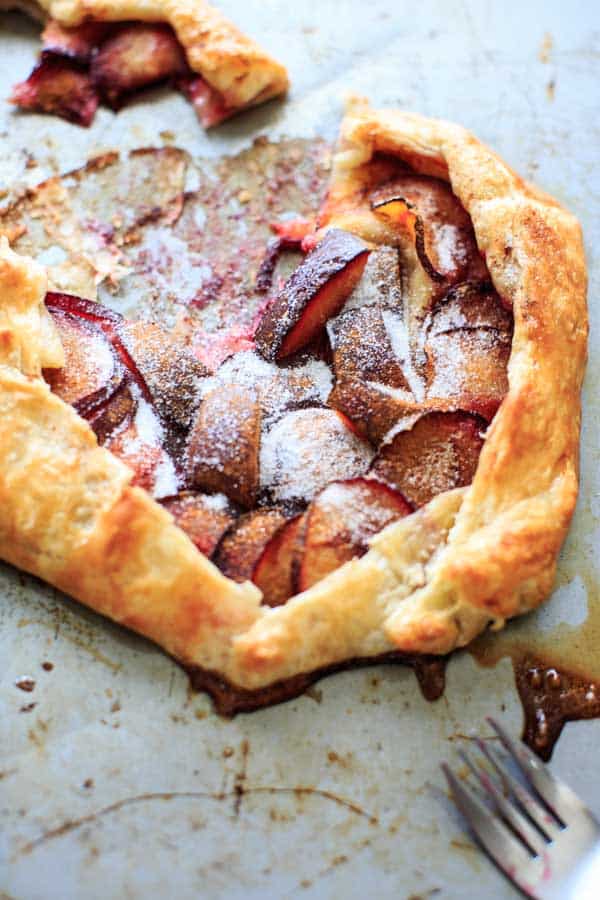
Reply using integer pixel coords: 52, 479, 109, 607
1, 0, 288, 127
0, 98, 587, 712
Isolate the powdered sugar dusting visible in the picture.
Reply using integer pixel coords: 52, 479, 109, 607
432, 223, 467, 273
317, 481, 406, 546
201, 492, 231, 512
427, 332, 470, 398
260, 408, 374, 503
199, 350, 333, 427
380, 411, 426, 446
343, 246, 402, 312
153, 454, 179, 500
122, 386, 179, 498
400, 440, 460, 502
382, 309, 425, 401
113, 225, 214, 321
132, 389, 163, 446
426, 329, 508, 404
49, 311, 117, 405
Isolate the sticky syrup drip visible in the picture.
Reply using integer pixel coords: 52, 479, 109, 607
514, 655, 600, 760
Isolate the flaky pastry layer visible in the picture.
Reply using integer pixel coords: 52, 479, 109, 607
0, 99, 588, 694
0, 0, 289, 109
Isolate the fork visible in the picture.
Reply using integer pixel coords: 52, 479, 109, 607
442, 718, 600, 899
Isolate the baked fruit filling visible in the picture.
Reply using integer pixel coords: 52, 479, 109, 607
42, 155, 514, 607
11, 19, 236, 127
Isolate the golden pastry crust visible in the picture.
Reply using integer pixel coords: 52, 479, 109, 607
0, 0, 289, 109
0, 99, 588, 696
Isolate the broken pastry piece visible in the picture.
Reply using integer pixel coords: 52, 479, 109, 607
0, 97, 586, 713
7, 0, 288, 128
10, 56, 99, 126
91, 23, 188, 110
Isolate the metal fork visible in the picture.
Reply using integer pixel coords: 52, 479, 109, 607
442, 718, 600, 899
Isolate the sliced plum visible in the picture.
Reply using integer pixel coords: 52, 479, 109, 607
260, 407, 374, 505
328, 380, 418, 446
213, 508, 288, 583
327, 305, 413, 441
188, 385, 261, 508
371, 175, 487, 286
426, 281, 513, 337
423, 282, 513, 420
41, 19, 110, 64
160, 491, 238, 558
425, 331, 511, 421
88, 381, 137, 444
296, 478, 412, 591
10, 58, 99, 127
251, 514, 305, 607
104, 393, 177, 496
329, 306, 410, 391
342, 245, 403, 311
370, 411, 486, 508
118, 320, 208, 430
199, 348, 333, 431
106, 424, 165, 492
91, 24, 188, 109
45, 293, 156, 405
255, 229, 370, 361
45, 292, 124, 330
46, 293, 189, 493
44, 307, 124, 416
177, 75, 233, 129
372, 194, 443, 283
45, 292, 154, 400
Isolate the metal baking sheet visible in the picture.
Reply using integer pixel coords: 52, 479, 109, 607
1, 1, 599, 897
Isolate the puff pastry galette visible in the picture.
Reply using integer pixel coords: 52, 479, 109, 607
2, 0, 288, 127
0, 99, 587, 712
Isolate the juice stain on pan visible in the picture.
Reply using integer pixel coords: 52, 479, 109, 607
471, 565, 600, 759
514, 657, 600, 761
16, 786, 378, 858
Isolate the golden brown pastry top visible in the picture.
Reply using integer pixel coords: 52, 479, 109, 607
0, 99, 588, 695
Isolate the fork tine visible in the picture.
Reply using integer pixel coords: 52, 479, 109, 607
478, 740, 561, 841
464, 744, 548, 855
442, 763, 534, 879
488, 717, 589, 824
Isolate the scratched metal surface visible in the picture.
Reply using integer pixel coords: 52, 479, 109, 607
0, 2, 599, 898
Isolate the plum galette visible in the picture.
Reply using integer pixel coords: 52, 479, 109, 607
0, 99, 587, 712
2, 0, 288, 127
